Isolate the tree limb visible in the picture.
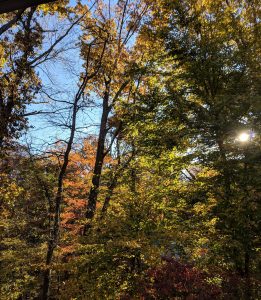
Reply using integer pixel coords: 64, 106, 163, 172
0, 9, 25, 35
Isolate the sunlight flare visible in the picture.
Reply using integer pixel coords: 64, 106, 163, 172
238, 132, 250, 142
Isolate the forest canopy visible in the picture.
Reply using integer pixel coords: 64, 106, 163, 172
0, 0, 260, 299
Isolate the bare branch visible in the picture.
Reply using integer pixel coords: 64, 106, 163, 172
29, 13, 87, 66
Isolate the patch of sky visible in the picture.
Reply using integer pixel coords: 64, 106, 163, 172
22, 3, 102, 152
22, 0, 140, 153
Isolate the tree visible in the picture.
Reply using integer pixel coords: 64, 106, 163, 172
0, 0, 74, 150
136, 0, 261, 292
0, 146, 56, 299
41, 19, 107, 297
81, 0, 149, 229
1, 1, 260, 299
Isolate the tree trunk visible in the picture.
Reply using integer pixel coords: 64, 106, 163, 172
85, 86, 110, 227
41, 69, 86, 298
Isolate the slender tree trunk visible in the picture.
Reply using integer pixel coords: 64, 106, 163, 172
42, 190, 63, 300
85, 85, 110, 227
41, 73, 86, 299
40, 37, 106, 296
41, 162, 71, 299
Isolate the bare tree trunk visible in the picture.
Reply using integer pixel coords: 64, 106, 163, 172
41, 75, 94, 299
83, 0, 147, 229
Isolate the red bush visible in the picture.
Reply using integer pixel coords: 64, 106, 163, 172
139, 257, 221, 299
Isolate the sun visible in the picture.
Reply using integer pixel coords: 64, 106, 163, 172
238, 132, 250, 142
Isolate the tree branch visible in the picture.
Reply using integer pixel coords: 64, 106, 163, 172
0, 9, 25, 35
30, 13, 87, 66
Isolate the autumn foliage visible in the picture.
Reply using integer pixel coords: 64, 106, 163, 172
0, 0, 261, 299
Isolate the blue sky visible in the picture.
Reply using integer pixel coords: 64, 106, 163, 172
23, 3, 102, 152
21, 0, 139, 153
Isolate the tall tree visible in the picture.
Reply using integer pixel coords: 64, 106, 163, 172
82, 0, 149, 229
137, 0, 261, 287
41, 21, 107, 298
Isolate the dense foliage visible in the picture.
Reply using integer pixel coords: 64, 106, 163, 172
0, 0, 260, 299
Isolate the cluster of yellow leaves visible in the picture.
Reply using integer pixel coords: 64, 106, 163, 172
0, 173, 24, 217
39, 0, 70, 16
